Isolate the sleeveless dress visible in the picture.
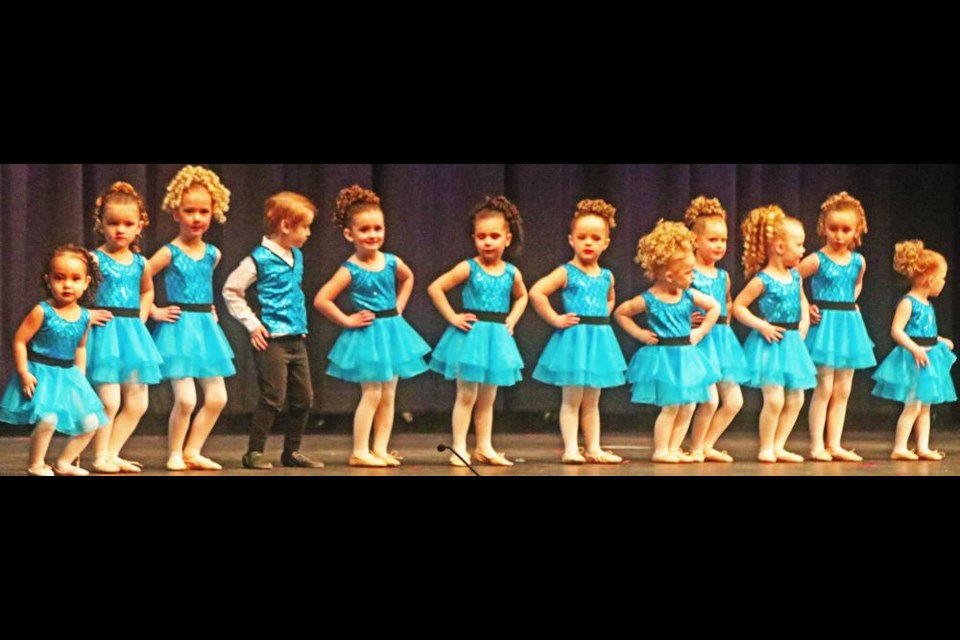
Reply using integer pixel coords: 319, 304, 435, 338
429, 259, 524, 386
0, 302, 107, 435
741, 270, 818, 390
626, 289, 720, 406
691, 268, 749, 384
327, 253, 431, 383
532, 263, 627, 388
151, 243, 236, 379
87, 251, 163, 385
872, 295, 957, 404
804, 251, 876, 369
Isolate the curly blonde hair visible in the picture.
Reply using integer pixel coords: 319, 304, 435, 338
818, 191, 868, 247
572, 198, 617, 231
162, 165, 231, 224
893, 240, 946, 281
740, 205, 798, 278
635, 220, 695, 281
333, 185, 382, 230
684, 196, 727, 232
92, 181, 150, 253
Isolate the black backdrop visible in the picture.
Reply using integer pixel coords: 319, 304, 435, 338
1, 164, 955, 420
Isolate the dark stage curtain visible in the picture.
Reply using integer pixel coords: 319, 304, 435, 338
1, 164, 956, 419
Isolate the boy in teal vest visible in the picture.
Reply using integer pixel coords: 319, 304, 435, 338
223, 192, 324, 470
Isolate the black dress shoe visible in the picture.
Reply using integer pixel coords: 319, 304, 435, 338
281, 451, 325, 468
242, 451, 273, 470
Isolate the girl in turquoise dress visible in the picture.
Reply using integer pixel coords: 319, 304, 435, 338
428, 196, 528, 467
530, 199, 627, 465
86, 182, 163, 473
798, 192, 876, 462
873, 240, 955, 461
315, 185, 431, 468
0, 245, 107, 476
616, 220, 721, 464
149, 166, 235, 471
685, 197, 748, 463
732, 206, 817, 464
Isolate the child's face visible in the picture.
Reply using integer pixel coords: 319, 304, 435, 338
694, 217, 728, 264
102, 202, 144, 250
824, 209, 858, 252
473, 214, 512, 264
779, 221, 806, 268
175, 186, 214, 239
45, 254, 90, 305
569, 215, 611, 264
930, 263, 948, 297
345, 208, 385, 253
665, 252, 696, 290
282, 212, 314, 249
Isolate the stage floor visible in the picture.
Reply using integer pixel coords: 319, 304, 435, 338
1, 430, 958, 476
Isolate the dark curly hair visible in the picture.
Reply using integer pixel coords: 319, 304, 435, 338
470, 195, 525, 256
333, 185, 382, 230
42, 244, 101, 307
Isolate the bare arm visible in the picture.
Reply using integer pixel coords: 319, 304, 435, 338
146, 246, 182, 323
854, 257, 866, 302
13, 305, 44, 398
529, 266, 579, 329
506, 268, 529, 336
395, 257, 415, 315
799, 278, 811, 340
314, 267, 374, 329
140, 260, 156, 324
891, 298, 931, 367
76, 324, 90, 376
614, 295, 657, 345
798, 253, 821, 324
427, 261, 474, 331
690, 291, 721, 346
732, 276, 785, 344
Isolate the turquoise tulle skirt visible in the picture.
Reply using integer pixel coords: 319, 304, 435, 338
328, 316, 431, 383
87, 317, 163, 385
429, 321, 523, 387
626, 344, 720, 406
697, 324, 749, 384
533, 325, 627, 388
742, 330, 818, 390
805, 310, 876, 370
0, 362, 107, 435
872, 343, 957, 405
152, 312, 236, 380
